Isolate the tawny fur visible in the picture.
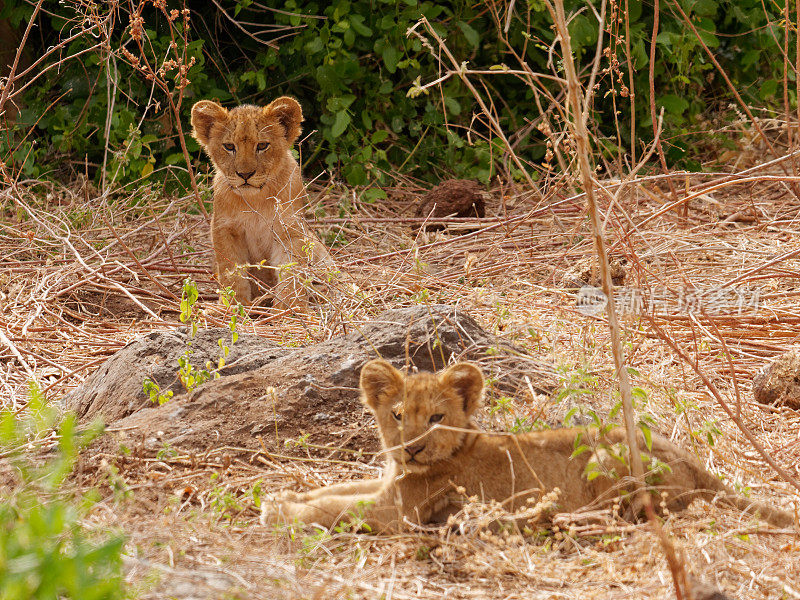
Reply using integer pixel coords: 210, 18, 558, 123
261, 360, 795, 532
191, 97, 332, 308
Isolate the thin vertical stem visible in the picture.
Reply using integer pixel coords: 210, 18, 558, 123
545, 0, 644, 489
784, 0, 792, 157
649, 0, 678, 204
624, 0, 636, 165
545, 0, 688, 597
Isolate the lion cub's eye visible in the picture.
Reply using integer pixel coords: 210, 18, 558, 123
429, 414, 444, 424
256, 141, 269, 152
391, 411, 402, 421
222, 143, 235, 153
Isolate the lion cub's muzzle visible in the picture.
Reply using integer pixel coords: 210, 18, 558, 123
236, 169, 255, 182
404, 443, 426, 460
230, 173, 265, 189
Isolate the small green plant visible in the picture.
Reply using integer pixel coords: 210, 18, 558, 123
143, 278, 247, 403
562, 367, 663, 489
694, 419, 723, 447
493, 300, 510, 332
142, 377, 173, 405
644, 455, 673, 486
0, 382, 128, 599
250, 480, 263, 510
284, 433, 312, 450
554, 364, 600, 405
488, 395, 514, 419
411, 288, 431, 303
487, 394, 518, 431
156, 441, 178, 460
509, 416, 536, 434
208, 486, 243, 519
333, 500, 374, 534
415, 545, 431, 560
177, 277, 213, 390
297, 527, 332, 567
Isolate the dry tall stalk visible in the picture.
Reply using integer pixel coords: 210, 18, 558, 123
543, 1, 689, 597
120, 0, 209, 220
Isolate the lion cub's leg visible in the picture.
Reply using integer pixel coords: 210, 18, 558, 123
268, 241, 312, 310
212, 225, 253, 303
283, 479, 385, 502
261, 486, 399, 531
272, 272, 309, 311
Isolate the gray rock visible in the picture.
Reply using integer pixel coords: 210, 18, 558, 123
66, 327, 291, 423
68, 305, 556, 454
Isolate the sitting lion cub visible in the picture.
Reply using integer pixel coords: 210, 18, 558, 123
261, 360, 794, 531
191, 96, 332, 308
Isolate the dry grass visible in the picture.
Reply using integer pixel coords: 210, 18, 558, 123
2, 160, 800, 598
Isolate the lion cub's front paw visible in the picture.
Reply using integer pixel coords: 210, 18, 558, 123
260, 494, 299, 527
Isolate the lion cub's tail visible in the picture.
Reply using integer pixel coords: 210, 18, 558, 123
691, 462, 796, 529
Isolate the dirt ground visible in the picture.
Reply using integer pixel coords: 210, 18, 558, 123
2, 173, 800, 599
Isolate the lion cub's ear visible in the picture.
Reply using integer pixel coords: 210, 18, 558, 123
265, 96, 303, 145
360, 360, 404, 411
440, 363, 484, 417
191, 100, 228, 147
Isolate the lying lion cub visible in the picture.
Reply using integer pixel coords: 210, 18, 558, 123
261, 360, 794, 531
191, 96, 332, 308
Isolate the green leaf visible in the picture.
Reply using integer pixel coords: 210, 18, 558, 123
568, 14, 597, 48
759, 79, 778, 100
165, 152, 185, 165
608, 401, 622, 420
330, 110, 351, 138
362, 187, 387, 202
382, 44, 401, 73
344, 164, 368, 185
457, 21, 480, 49
658, 94, 689, 116
691, 0, 718, 17
570, 444, 590, 459
696, 21, 719, 48
640, 423, 653, 451
444, 96, 461, 115
302, 33, 325, 57
564, 406, 579, 425
371, 130, 389, 143
655, 31, 674, 49
327, 94, 356, 112
350, 14, 372, 36
628, 0, 643, 21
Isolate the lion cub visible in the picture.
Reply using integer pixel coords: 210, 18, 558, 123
191, 96, 332, 308
261, 360, 795, 531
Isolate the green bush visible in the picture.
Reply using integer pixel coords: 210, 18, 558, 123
0, 383, 128, 600
1, 0, 791, 190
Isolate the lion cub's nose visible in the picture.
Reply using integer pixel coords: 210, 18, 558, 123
405, 443, 426, 457
237, 170, 256, 181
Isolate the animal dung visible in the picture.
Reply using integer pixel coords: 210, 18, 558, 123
752, 348, 800, 410
416, 179, 486, 231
